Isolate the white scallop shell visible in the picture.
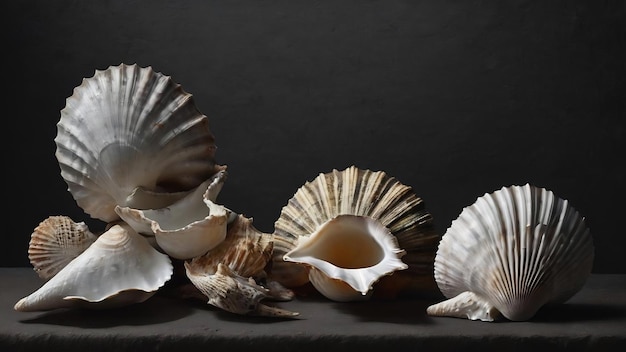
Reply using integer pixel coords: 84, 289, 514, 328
28, 216, 98, 280
14, 223, 173, 312
427, 184, 594, 321
115, 169, 232, 259
271, 165, 441, 298
55, 63, 220, 223
283, 215, 408, 302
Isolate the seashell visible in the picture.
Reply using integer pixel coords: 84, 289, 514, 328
28, 215, 98, 280
186, 214, 274, 278
183, 215, 296, 316
271, 165, 441, 299
185, 263, 299, 318
426, 184, 594, 322
283, 214, 408, 301
115, 169, 232, 259
14, 223, 173, 312
54, 63, 221, 223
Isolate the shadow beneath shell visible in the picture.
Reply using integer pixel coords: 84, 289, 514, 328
18, 295, 194, 328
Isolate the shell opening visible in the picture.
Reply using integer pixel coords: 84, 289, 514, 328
301, 217, 385, 269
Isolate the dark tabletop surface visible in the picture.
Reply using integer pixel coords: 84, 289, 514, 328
1, 268, 625, 351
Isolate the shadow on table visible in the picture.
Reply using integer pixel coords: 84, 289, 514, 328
18, 295, 194, 328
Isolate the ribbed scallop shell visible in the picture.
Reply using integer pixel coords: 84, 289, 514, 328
55, 63, 220, 223
28, 216, 98, 280
14, 223, 173, 312
427, 184, 594, 321
271, 165, 441, 298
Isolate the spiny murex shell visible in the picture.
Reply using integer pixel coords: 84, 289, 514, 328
14, 223, 173, 312
426, 184, 594, 322
184, 215, 298, 317
271, 165, 441, 299
55, 63, 221, 223
28, 215, 98, 280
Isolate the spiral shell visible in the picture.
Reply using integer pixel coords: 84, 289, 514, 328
426, 184, 594, 321
55, 63, 220, 223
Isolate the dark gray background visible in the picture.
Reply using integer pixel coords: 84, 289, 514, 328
4, 0, 625, 273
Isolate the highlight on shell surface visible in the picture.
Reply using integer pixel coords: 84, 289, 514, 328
426, 184, 594, 322
283, 214, 408, 302
54, 63, 221, 224
15, 223, 174, 312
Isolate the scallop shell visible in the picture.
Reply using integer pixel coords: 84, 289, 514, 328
115, 169, 232, 259
28, 215, 98, 280
283, 215, 408, 301
183, 215, 297, 316
426, 184, 594, 321
271, 165, 441, 298
14, 223, 173, 312
55, 63, 220, 223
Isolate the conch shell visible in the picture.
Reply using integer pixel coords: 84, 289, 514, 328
271, 166, 441, 300
426, 184, 594, 321
15, 223, 173, 312
54, 63, 221, 223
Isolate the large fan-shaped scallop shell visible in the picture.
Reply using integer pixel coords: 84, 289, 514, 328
14, 223, 173, 312
271, 165, 441, 298
28, 215, 98, 280
55, 63, 220, 223
427, 184, 594, 321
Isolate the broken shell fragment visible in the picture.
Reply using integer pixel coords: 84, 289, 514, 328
14, 223, 173, 312
115, 169, 231, 259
